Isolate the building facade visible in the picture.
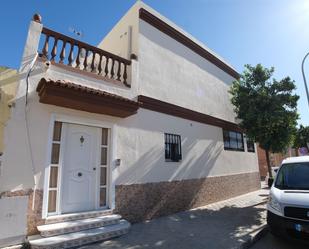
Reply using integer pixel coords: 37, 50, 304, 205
0, 2, 260, 247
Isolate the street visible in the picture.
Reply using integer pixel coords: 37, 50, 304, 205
79, 190, 268, 249
251, 232, 308, 249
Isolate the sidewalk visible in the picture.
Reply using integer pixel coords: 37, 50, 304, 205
80, 184, 269, 249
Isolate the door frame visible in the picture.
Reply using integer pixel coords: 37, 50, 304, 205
42, 113, 116, 219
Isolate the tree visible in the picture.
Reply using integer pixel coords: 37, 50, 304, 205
294, 125, 309, 150
230, 64, 299, 178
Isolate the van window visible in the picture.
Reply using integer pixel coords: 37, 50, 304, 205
275, 162, 309, 190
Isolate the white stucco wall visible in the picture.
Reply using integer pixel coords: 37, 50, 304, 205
115, 108, 258, 185
0, 63, 127, 192
138, 20, 237, 123
44, 61, 139, 100
1, 89, 258, 192
97, 1, 239, 123
97, 2, 140, 59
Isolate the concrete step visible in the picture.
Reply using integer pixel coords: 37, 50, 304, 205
37, 214, 122, 237
30, 219, 130, 249
45, 209, 113, 224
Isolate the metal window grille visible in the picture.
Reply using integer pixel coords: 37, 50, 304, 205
247, 139, 255, 152
165, 133, 182, 162
223, 130, 244, 152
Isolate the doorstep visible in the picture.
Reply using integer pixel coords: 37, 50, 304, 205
45, 209, 113, 224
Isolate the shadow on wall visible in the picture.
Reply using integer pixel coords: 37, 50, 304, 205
83, 202, 267, 249
114, 138, 261, 223
116, 139, 222, 185
177, 140, 222, 179
114, 140, 222, 222
115, 111, 261, 223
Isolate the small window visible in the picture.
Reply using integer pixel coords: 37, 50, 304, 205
246, 139, 255, 152
165, 133, 182, 162
48, 121, 62, 214
223, 130, 244, 151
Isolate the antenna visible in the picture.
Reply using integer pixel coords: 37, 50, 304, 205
69, 27, 84, 38
68, 27, 86, 58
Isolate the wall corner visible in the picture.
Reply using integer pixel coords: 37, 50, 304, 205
19, 18, 43, 73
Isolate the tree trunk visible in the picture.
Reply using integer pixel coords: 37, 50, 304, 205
296, 148, 299, 156
265, 149, 273, 178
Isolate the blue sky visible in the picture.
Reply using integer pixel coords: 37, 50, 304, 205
1, 0, 308, 125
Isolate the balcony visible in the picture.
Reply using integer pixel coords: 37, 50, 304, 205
32, 18, 138, 117
38, 26, 131, 87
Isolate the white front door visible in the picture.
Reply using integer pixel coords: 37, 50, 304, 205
61, 123, 99, 213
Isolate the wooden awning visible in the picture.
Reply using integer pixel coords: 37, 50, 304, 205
36, 78, 139, 117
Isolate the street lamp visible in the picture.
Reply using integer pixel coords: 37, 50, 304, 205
301, 52, 309, 108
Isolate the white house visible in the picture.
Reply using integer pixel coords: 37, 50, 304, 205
0, 2, 260, 248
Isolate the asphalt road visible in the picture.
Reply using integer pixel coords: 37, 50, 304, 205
251, 232, 308, 249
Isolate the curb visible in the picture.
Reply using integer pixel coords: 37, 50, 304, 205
240, 225, 269, 249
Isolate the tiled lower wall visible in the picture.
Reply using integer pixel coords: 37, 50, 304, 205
115, 172, 260, 223
0, 189, 44, 235
0, 172, 260, 235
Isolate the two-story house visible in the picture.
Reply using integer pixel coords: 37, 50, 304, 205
0, 2, 260, 248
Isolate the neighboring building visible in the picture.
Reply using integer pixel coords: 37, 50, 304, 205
257, 145, 297, 179
0, 67, 23, 247
0, 66, 18, 156
0, 2, 260, 248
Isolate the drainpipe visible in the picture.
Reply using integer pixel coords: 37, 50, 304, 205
18, 14, 43, 210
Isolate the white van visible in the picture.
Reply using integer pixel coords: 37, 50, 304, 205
267, 156, 309, 241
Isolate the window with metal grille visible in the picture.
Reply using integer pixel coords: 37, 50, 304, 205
223, 130, 244, 151
246, 139, 255, 152
165, 133, 182, 162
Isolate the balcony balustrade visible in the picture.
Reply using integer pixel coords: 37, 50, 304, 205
39, 27, 131, 87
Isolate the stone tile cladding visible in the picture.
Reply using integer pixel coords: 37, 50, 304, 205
1, 189, 44, 235
115, 172, 260, 223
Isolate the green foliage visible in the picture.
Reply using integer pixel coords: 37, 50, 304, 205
230, 64, 299, 153
294, 125, 309, 149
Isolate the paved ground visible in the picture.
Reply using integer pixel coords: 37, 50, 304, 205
80, 187, 269, 249
251, 232, 308, 249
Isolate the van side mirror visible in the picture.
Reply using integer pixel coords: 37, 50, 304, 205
268, 178, 274, 188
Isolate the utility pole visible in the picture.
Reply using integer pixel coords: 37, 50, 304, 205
301, 52, 309, 108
